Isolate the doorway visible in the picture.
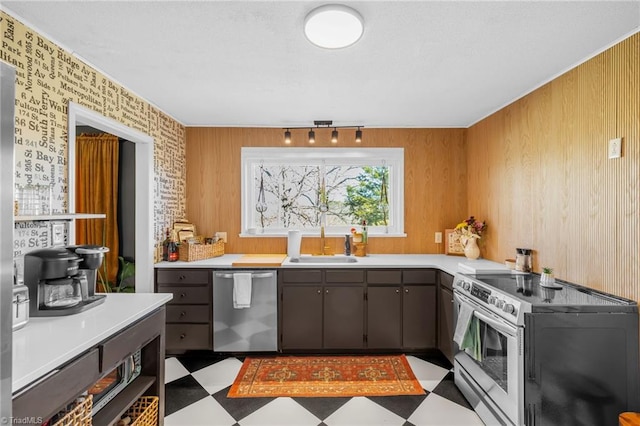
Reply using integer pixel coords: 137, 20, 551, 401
68, 102, 154, 293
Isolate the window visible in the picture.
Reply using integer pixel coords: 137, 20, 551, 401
241, 147, 404, 237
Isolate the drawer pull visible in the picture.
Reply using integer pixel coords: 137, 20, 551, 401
179, 275, 186, 280
396, 289, 400, 293
405, 289, 409, 293
180, 293, 187, 298
180, 333, 186, 339
180, 311, 186, 317
317, 290, 321, 294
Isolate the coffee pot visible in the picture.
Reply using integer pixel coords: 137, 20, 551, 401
24, 246, 107, 317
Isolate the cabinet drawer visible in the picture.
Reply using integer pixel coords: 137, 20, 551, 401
13, 348, 100, 422
101, 308, 164, 373
281, 269, 322, 283
156, 269, 210, 285
167, 324, 211, 350
158, 285, 210, 305
326, 269, 364, 283
403, 269, 437, 284
367, 270, 402, 284
167, 305, 210, 323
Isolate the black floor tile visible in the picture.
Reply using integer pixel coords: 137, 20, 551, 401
292, 396, 351, 420
175, 351, 233, 373
402, 421, 417, 426
430, 371, 473, 410
409, 350, 453, 371
164, 374, 211, 416
212, 385, 275, 421
367, 393, 429, 419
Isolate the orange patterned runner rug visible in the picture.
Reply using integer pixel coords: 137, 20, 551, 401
228, 354, 425, 398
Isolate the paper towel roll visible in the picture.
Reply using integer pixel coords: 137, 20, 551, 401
287, 230, 302, 259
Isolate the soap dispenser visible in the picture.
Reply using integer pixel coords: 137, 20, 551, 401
344, 235, 351, 256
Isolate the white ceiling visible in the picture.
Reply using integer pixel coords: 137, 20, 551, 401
2, 1, 639, 128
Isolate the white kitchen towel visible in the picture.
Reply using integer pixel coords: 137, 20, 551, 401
233, 273, 252, 309
453, 303, 475, 346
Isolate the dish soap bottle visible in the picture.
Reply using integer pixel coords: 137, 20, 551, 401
344, 235, 351, 256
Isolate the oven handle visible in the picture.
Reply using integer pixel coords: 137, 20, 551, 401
454, 292, 518, 337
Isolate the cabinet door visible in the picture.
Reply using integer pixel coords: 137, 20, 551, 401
367, 286, 402, 349
438, 286, 454, 363
403, 285, 436, 349
280, 285, 323, 350
324, 285, 365, 349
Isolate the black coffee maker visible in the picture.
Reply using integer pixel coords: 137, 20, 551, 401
24, 246, 108, 316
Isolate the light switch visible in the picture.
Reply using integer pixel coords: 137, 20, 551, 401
51, 223, 65, 246
609, 138, 622, 159
435, 232, 442, 244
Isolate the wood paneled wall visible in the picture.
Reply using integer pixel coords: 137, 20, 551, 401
185, 128, 467, 255
467, 32, 640, 301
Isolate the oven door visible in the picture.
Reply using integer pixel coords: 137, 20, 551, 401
453, 291, 524, 426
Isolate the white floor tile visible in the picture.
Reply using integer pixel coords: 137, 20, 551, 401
239, 398, 321, 426
165, 396, 237, 426
165, 357, 190, 384
191, 357, 244, 394
408, 393, 485, 426
405, 356, 449, 392
324, 397, 405, 426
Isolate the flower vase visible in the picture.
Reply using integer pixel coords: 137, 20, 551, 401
464, 238, 480, 260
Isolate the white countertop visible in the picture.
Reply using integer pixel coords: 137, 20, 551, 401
12, 293, 172, 394
155, 254, 510, 276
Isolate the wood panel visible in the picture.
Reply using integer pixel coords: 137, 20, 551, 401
185, 127, 467, 255
467, 32, 640, 301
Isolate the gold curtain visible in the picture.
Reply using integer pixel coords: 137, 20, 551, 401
76, 134, 120, 289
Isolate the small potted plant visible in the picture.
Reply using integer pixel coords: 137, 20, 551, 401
540, 267, 555, 286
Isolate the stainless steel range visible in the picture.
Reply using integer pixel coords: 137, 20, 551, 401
452, 273, 639, 426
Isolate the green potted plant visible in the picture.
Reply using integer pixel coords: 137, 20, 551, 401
540, 267, 555, 286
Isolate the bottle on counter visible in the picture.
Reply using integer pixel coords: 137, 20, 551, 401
362, 220, 368, 243
168, 230, 179, 262
162, 228, 171, 261
344, 235, 351, 256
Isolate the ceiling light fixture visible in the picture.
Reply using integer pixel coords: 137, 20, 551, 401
304, 4, 364, 49
282, 121, 364, 145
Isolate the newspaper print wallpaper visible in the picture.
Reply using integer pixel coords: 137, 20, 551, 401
1, 10, 186, 262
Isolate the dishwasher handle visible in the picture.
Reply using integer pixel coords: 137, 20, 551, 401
215, 272, 274, 279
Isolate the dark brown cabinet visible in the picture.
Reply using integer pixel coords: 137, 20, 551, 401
279, 269, 365, 350
155, 268, 212, 352
438, 271, 455, 363
367, 285, 402, 348
403, 284, 436, 348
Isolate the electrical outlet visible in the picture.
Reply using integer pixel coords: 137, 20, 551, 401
435, 232, 442, 244
215, 232, 228, 243
609, 138, 622, 159
51, 223, 65, 246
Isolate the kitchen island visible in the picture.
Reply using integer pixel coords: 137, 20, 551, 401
12, 293, 172, 426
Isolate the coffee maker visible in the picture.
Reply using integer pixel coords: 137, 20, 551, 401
24, 246, 108, 316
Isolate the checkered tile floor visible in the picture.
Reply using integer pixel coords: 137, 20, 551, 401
164, 353, 484, 426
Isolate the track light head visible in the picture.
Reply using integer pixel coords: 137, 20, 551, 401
308, 129, 315, 144
355, 127, 362, 143
331, 128, 338, 144
284, 129, 291, 144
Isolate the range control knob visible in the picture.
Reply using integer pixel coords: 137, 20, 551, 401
462, 281, 471, 291
503, 303, 515, 314
495, 299, 505, 309
488, 295, 497, 305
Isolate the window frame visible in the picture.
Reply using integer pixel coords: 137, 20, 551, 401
240, 147, 405, 237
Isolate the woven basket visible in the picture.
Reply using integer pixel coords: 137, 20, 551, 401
124, 396, 159, 426
179, 239, 224, 262
52, 395, 92, 426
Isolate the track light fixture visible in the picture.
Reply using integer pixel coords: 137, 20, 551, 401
282, 121, 364, 144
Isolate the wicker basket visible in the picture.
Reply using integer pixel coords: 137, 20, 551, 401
179, 239, 224, 262
52, 395, 92, 426
123, 396, 159, 426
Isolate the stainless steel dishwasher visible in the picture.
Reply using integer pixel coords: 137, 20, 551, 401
213, 270, 278, 352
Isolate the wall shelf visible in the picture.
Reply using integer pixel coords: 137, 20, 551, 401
14, 213, 106, 222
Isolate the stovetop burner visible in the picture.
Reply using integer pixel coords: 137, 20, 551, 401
467, 273, 636, 311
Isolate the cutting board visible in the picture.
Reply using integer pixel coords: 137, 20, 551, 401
232, 254, 287, 267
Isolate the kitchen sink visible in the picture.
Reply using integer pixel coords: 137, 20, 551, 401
289, 255, 358, 264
